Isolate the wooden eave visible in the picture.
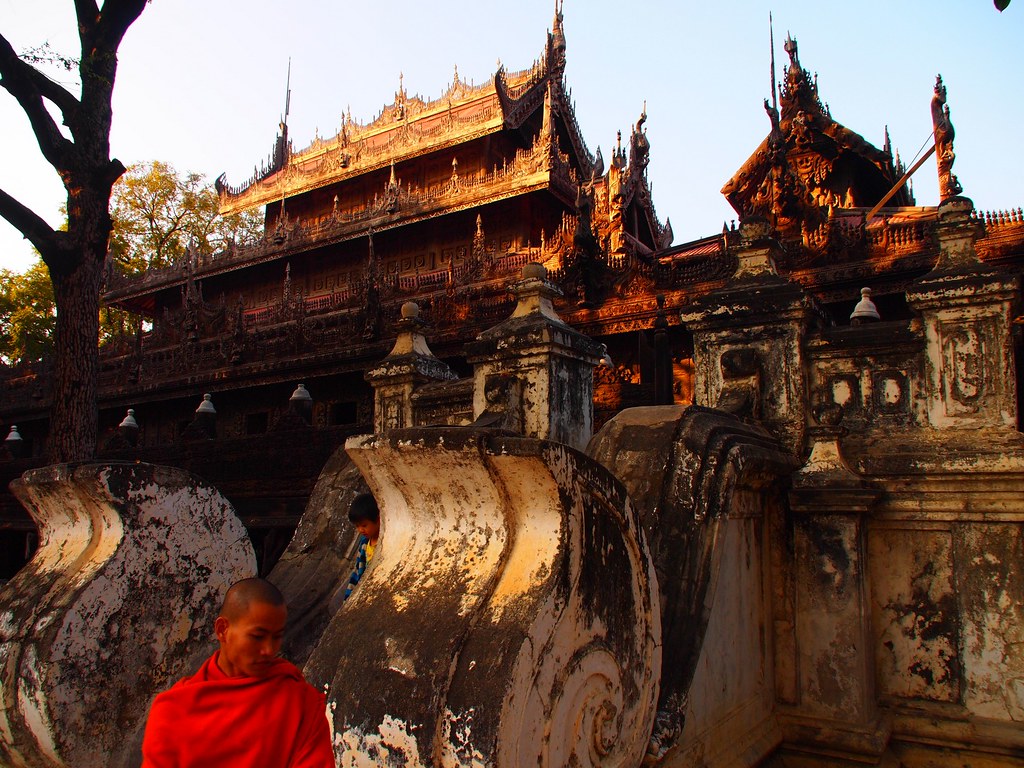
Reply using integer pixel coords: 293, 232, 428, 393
722, 122, 905, 217
549, 85, 594, 176
721, 136, 770, 202
494, 63, 552, 132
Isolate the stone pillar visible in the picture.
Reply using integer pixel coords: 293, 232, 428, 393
680, 218, 815, 455
364, 302, 456, 433
784, 413, 889, 763
906, 196, 1021, 431
466, 263, 602, 452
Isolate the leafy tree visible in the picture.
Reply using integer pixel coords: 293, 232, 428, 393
108, 161, 263, 275
0, 261, 56, 365
0, 162, 264, 365
98, 161, 263, 347
109, 161, 212, 272
0, 0, 148, 462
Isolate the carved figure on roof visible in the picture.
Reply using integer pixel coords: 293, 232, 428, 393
592, 146, 605, 181
394, 73, 407, 122
763, 98, 784, 161
658, 218, 674, 249
450, 156, 460, 191
612, 130, 627, 171
561, 182, 606, 307
549, 0, 566, 72
608, 149, 626, 257
472, 214, 486, 259
791, 110, 816, 149
630, 109, 650, 175
931, 75, 963, 200
384, 162, 400, 214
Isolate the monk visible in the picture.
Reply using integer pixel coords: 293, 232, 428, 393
141, 577, 335, 767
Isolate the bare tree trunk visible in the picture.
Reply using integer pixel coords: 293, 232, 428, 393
48, 253, 104, 463
0, 0, 147, 462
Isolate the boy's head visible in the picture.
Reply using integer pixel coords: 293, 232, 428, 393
348, 493, 380, 542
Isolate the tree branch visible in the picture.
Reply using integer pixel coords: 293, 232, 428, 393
0, 186, 60, 255
74, 0, 101, 36
0, 32, 77, 170
1, 42, 80, 119
81, 0, 148, 51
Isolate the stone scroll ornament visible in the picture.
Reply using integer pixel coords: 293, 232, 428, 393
588, 405, 799, 760
305, 427, 662, 768
0, 463, 256, 768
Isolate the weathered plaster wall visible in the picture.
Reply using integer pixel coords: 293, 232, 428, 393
587, 404, 797, 765
869, 525, 960, 704
0, 463, 256, 768
866, 508, 1024, 759
671, 491, 779, 767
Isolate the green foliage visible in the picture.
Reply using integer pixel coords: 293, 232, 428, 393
108, 161, 263, 276
1, 163, 265, 365
0, 260, 56, 365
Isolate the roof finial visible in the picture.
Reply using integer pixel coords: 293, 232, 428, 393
549, 0, 567, 69
784, 32, 799, 67
769, 12, 778, 113
283, 57, 292, 127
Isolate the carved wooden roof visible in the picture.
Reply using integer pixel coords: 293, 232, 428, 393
722, 35, 912, 233
217, 10, 589, 216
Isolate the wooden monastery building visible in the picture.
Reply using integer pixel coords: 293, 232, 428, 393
3, 8, 1024, 768
2, 13, 1022, 573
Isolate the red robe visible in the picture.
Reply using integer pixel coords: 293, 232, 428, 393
142, 652, 334, 768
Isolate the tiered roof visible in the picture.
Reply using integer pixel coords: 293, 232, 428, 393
215, 5, 597, 217
722, 35, 913, 236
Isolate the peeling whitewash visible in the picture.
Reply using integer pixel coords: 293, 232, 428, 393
0, 463, 256, 768
303, 428, 660, 768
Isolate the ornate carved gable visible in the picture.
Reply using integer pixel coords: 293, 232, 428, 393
722, 35, 913, 238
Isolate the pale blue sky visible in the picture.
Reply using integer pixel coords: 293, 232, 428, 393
1, 0, 1021, 273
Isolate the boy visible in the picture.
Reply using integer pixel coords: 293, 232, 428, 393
342, 492, 380, 603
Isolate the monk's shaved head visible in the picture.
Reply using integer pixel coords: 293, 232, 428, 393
219, 577, 286, 622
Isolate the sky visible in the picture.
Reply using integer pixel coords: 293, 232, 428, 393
1, 0, 1021, 274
